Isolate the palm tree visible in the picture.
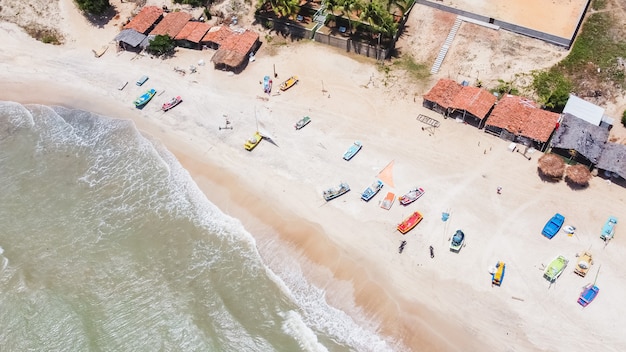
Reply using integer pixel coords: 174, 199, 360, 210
264, 0, 300, 19
338, 0, 363, 34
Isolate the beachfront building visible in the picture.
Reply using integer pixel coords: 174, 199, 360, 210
149, 11, 192, 38
115, 6, 164, 51
447, 85, 497, 128
422, 79, 462, 115
562, 94, 614, 128
210, 29, 260, 73
422, 79, 496, 127
549, 113, 609, 167
484, 95, 560, 152
175, 22, 212, 49
596, 143, 626, 180
201, 26, 235, 50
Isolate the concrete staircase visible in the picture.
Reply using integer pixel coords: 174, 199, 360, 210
430, 17, 462, 74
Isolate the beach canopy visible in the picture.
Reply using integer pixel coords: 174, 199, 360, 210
565, 164, 592, 186
538, 153, 565, 179
377, 160, 395, 188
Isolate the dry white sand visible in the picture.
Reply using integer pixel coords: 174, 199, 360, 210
2, 0, 626, 350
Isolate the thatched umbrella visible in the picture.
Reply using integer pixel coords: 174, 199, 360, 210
565, 164, 593, 186
538, 153, 566, 179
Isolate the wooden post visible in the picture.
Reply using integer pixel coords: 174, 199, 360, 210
273, 64, 277, 78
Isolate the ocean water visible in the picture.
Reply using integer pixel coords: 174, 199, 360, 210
0, 102, 395, 352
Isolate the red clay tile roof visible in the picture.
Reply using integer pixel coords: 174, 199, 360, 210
220, 29, 259, 55
423, 79, 463, 109
174, 22, 211, 43
449, 86, 497, 119
201, 26, 234, 45
486, 95, 560, 142
149, 11, 192, 37
124, 6, 163, 34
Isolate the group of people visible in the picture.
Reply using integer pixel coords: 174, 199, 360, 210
398, 241, 435, 258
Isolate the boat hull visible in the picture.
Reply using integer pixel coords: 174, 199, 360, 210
399, 187, 425, 205
397, 211, 423, 234
134, 89, 156, 108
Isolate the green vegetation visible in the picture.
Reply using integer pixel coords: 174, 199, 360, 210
531, 70, 573, 111
492, 78, 520, 96
591, 0, 607, 10
259, 0, 300, 18
25, 26, 62, 45
75, 0, 111, 15
147, 35, 176, 56
391, 54, 429, 81
622, 110, 626, 127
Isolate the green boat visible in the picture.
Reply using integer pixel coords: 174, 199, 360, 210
543, 255, 568, 283
295, 116, 311, 130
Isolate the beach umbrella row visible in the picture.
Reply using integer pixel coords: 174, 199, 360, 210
537, 153, 593, 187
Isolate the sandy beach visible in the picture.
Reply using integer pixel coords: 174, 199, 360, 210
2, 0, 626, 350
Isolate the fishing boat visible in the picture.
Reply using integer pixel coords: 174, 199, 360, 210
162, 96, 182, 111
279, 76, 299, 91
398, 187, 425, 205
263, 75, 272, 94
573, 251, 593, 277
294, 116, 311, 130
600, 216, 617, 241
449, 230, 465, 252
397, 211, 423, 234
343, 141, 362, 161
133, 89, 156, 108
361, 180, 383, 201
578, 284, 599, 307
380, 192, 395, 210
491, 261, 506, 286
323, 182, 350, 201
543, 255, 569, 283
244, 132, 262, 151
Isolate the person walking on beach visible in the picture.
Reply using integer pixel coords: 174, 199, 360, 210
429, 246, 435, 258
497, 186, 502, 195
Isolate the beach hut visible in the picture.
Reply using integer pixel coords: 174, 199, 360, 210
210, 29, 260, 73
149, 11, 192, 38
123, 6, 164, 35
549, 113, 609, 167
201, 26, 235, 50
565, 164, 592, 187
484, 95, 560, 152
422, 79, 463, 116
537, 153, 566, 180
174, 21, 212, 49
596, 142, 626, 181
447, 85, 497, 128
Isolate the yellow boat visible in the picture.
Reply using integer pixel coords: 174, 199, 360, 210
279, 76, 299, 91
244, 132, 262, 151
492, 261, 506, 286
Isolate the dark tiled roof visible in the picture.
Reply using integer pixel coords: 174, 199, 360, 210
124, 6, 163, 34
423, 79, 463, 109
174, 22, 211, 43
449, 86, 497, 119
149, 11, 192, 37
550, 113, 609, 163
201, 26, 234, 45
597, 142, 626, 178
486, 95, 560, 142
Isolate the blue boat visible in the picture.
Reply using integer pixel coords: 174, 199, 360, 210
449, 230, 465, 252
600, 216, 617, 241
361, 180, 383, 201
578, 284, 599, 307
492, 261, 505, 286
133, 89, 156, 108
343, 141, 362, 161
542, 213, 565, 239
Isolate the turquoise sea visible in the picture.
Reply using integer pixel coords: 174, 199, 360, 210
0, 102, 397, 351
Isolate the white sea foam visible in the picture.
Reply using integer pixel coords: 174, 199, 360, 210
281, 310, 328, 352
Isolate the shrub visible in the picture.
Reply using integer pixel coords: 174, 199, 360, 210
147, 35, 176, 56
622, 110, 626, 127
75, 0, 111, 15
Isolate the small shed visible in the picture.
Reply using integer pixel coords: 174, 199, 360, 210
211, 29, 260, 73
549, 113, 609, 166
562, 94, 605, 126
114, 29, 147, 51
447, 86, 497, 128
484, 95, 560, 151
124, 6, 164, 34
596, 143, 626, 180
175, 22, 212, 49
422, 79, 463, 115
149, 11, 192, 38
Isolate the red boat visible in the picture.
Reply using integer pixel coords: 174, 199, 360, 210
399, 187, 425, 206
162, 96, 182, 111
397, 211, 423, 234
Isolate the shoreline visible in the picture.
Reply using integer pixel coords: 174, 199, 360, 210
3, 7, 626, 350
